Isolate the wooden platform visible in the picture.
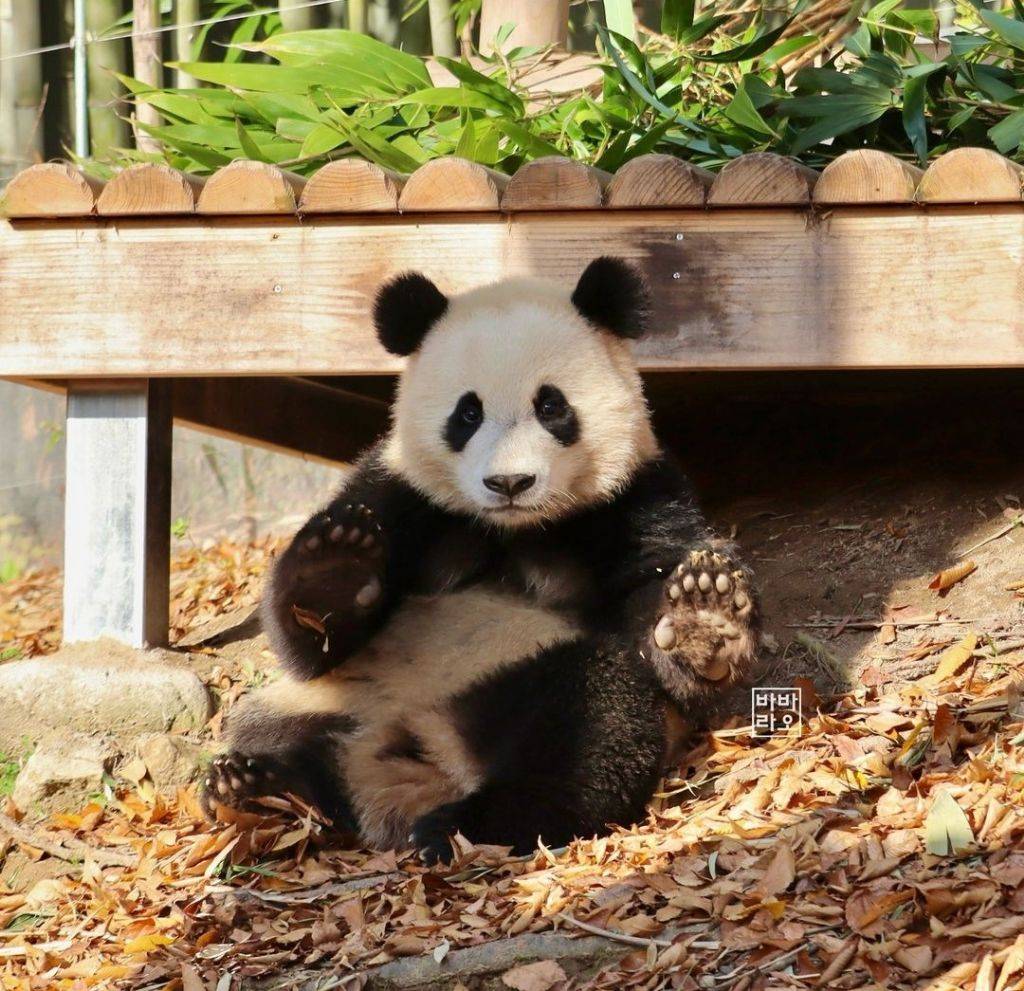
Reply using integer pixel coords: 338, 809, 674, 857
2, 148, 1022, 646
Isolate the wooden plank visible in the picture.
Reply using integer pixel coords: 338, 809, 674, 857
63, 380, 171, 647
917, 148, 1024, 203
814, 150, 923, 204
3, 208, 1024, 375
606, 154, 712, 208
172, 377, 388, 464
97, 163, 204, 215
709, 153, 819, 206
198, 160, 306, 215
299, 159, 404, 214
479, 0, 569, 52
399, 158, 507, 212
502, 157, 610, 211
1, 162, 103, 218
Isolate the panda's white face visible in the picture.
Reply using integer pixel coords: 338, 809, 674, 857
383, 277, 658, 528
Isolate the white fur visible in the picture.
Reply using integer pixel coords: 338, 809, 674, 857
383, 277, 658, 527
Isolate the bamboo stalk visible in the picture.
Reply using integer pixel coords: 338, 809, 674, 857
280, 0, 318, 30
132, 0, 161, 152
348, 0, 368, 34
175, 0, 201, 87
427, 0, 457, 57
0, 0, 44, 178
86, 0, 130, 157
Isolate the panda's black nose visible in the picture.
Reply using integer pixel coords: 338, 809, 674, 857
483, 474, 536, 499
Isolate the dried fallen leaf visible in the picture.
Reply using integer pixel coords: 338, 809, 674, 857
925, 789, 975, 856
501, 959, 568, 991
756, 843, 796, 897
291, 604, 326, 635
929, 633, 978, 683
928, 559, 977, 592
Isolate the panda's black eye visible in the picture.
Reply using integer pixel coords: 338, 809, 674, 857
444, 391, 483, 452
534, 384, 579, 447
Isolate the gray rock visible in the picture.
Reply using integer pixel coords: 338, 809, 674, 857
137, 733, 204, 790
12, 732, 116, 817
0, 638, 212, 753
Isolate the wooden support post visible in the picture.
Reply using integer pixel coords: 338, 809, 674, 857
63, 380, 171, 647
479, 0, 569, 51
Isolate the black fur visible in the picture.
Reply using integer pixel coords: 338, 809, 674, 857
534, 384, 579, 447
374, 272, 449, 356
444, 391, 484, 452
571, 257, 650, 340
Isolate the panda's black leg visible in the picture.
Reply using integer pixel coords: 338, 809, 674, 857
411, 640, 666, 865
201, 707, 357, 830
646, 546, 760, 704
263, 502, 387, 680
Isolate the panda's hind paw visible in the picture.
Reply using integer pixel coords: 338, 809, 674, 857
200, 752, 279, 821
650, 549, 759, 697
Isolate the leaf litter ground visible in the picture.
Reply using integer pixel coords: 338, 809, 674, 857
2, 448, 1024, 990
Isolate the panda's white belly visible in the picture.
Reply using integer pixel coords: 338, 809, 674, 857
259, 587, 581, 847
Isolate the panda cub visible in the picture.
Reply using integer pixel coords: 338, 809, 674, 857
203, 257, 760, 863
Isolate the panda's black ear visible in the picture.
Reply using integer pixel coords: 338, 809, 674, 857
571, 257, 650, 340
374, 272, 449, 356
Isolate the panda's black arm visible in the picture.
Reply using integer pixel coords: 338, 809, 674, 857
576, 456, 761, 701
261, 447, 449, 681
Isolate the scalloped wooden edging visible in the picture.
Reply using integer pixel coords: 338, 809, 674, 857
299, 159, 404, 214
814, 150, 923, 204
606, 154, 712, 208
398, 158, 507, 212
709, 153, 818, 206
2, 162, 103, 218
197, 160, 306, 215
916, 147, 1024, 203
97, 163, 204, 215
502, 157, 610, 211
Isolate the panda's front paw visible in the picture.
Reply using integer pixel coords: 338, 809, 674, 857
410, 803, 463, 866
649, 549, 759, 699
283, 503, 386, 642
200, 752, 279, 821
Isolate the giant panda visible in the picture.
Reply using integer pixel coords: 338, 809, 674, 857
202, 257, 760, 864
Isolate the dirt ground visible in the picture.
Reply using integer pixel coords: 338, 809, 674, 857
1, 369, 1023, 990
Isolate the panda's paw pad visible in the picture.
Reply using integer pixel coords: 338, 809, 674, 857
654, 550, 758, 684
291, 504, 385, 614
200, 752, 278, 821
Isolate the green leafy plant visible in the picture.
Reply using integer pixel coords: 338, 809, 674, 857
107, 1, 1024, 177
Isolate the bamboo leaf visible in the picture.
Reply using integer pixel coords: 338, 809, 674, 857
603, 0, 636, 41
662, 0, 696, 40
924, 790, 974, 856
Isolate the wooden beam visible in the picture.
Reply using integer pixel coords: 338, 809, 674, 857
606, 154, 711, 209
198, 161, 306, 215
63, 380, 171, 647
171, 377, 388, 464
1, 162, 102, 217
709, 153, 818, 206
502, 158, 610, 211
917, 147, 1024, 203
3, 208, 1024, 375
814, 150, 922, 204
299, 159, 404, 214
399, 158, 507, 212
97, 163, 204, 215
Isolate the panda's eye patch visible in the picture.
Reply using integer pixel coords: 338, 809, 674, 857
444, 391, 484, 452
534, 384, 579, 446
